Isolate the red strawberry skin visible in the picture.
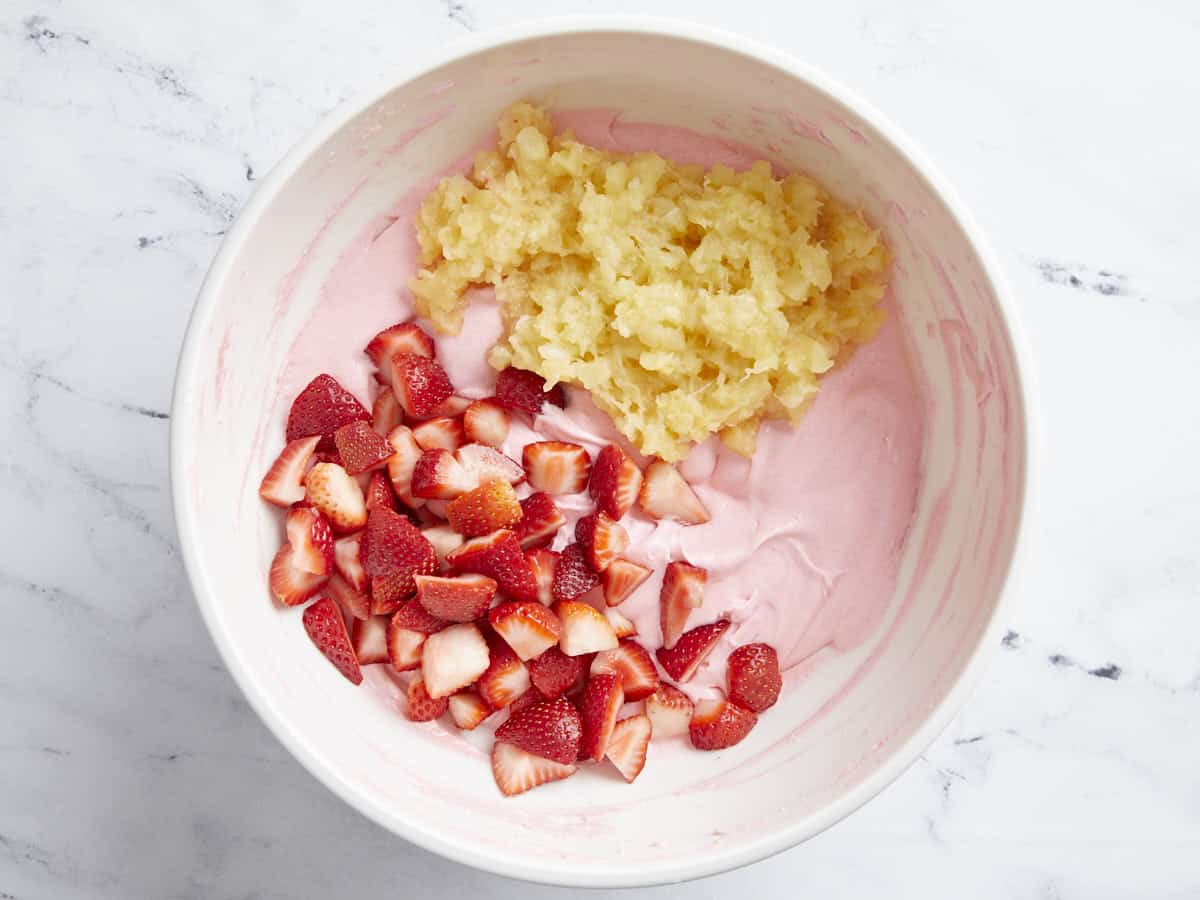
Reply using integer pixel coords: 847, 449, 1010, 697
494, 367, 565, 416
656, 619, 731, 682
551, 542, 599, 602
726, 643, 783, 712
527, 646, 588, 699
391, 353, 453, 419
689, 699, 757, 751
286, 374, 370, 452
364, 470, 398, 513
494, 696, 583, 765
405, 677, 449, 721
391, 598, 449, 634
513, 492, 566, 549
414, 574, 496, 622
302, 596, 362, 684
575, 512, 629, 573
579, 673, 624, 762
589, 444, 642, 520
448, 530, 539, 603
333, 420, 395, 475
361, 507, 437, 592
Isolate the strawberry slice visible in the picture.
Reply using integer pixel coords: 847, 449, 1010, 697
365, 322, 435, 381
689, 696, 757, 750
527, 645, 587, 699
385, 425, 425, 508
387, 602, 445, 672
645, 684, 694, 738
462, 399, 510, 447
350, 615, 389, 665
363, 470, 398, 513
301, 595, 362, 684
655, 619, 730, 682
421, 525, 463, 566
514, 493, 566, 550
448, 690, 492, 730
391, 352, 453, 419
601, 558, 652, 606
494, 367, 565, 417
507, 687, 543, 715
551, 543, 599, 603
412, 416, 466, 452
606, 714, 652, 782
411, 448, 476, 500
660, 560, 707, 649
333, 420, 395, 475
727, 643, 782, 712
427, 395, 472, 419
392, 598, 449, 634
638, 459, 711, 525
370, 574, 412, 615
554, 599, 619, 657
579, 673, 624, 761
414, 573, 496, 622
286, 505, 334, 575
446, 479, 522, 537
405, 675, 449, 721
605, 606, 637, 639
326, 572, 371, 621
304, 462, 367, 532
286, 374, 370, 452
269, 544, 329, 607
478, 633, 531, 709
421, 622, 490, 699
575, 512, 629, 573
491, 740, 576, 797
371, 387, 403, 437
589, 444, 643, 520
526, 548, 558, 605
333, 533, 368, 590
494, 696, 582, 765
361, 507, 437, 600
446, 529, 539, 603
489, 600, 563, 661
590, 639, 660, 701
523, 441, 591, 495
259, 435, 320, 506
455, 443, 525, 486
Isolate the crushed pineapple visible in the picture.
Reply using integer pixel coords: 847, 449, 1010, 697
411, 102, 889, 462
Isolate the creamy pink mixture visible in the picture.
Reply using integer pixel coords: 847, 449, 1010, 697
281, 110, 926, 701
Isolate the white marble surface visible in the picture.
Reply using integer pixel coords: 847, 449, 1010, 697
2, 0, 1198, 896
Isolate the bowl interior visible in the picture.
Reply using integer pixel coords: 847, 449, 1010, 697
174, 26, 1027, 886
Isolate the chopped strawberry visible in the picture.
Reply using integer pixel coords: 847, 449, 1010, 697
514, 493, 566, 550
446, 479, 522, 537
414, 573, 496, 622
605, 606, 637, 638
551, 543, 599, 603
405, 675, 448, 721
421, 622, 490, 699
286, 374, 370, 452
365, 322, 435, 382
660, 560, 707, 649
332, 533, 368, 590
269, 544, 329, 607
427, 395, 472, 419
455, 443, 525, 486
638, 459, 711, 524
507, 687, 543, 715
726, 643, 782, 712
591, 640, 660, 701
286, 505, 334, 576
370, 573, 410, 615
554, 599, 619, 657
606, 714, 652, 782
386, 626, 425, 671
523, 441, 591, 495
333, 420, 395, 475
462, 398, 510, 447
526, 548, 559, 605
326, 572, 371, 621
491, 740, 576, 797
370, 387, 403, 437
489, 600, 563, 661
350, 615, 389, 665
360, 507, 437, 601
655, 619, 730, 682
575, 512, 629, 573
645, 684, 694, 738
448, 691, 492, 730
392, 598, 449, 634
412, 416, 466, 452
494, 367, 565, 417
601, 558, 652, 607
259, 435, 320, 506
363, 470, 397, 513
527, 645, 587, 699
588, 444, 643, 520
478, 634, 531, 709
689, 696, 757, 750
411, 448, 476, 500
304, 462, 367, 532
301, 595, 362, 684
390, 353, 453, 419
494, 696, 582, 765
579, 673, 624, 761
421, 525, 463, 565
446, 529, 539, 603
385, 425, 425, 508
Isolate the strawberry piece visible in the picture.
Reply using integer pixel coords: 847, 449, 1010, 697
304, 462, 367, 532
591, 639, 660, 701
333, 420, 395, 475
414, 573, 496, 622
478, 634, 531, 709
421, 525, 463, 566
455, 443, 525, 486
392, 598, 448, 634
494, 367, 564, 417
448, 690, 492, 730
446, 479, 522, 537
360, 507, 437, 601
370, 387, 403, 437
446, 529, 539, 603
350, 615, 389, 665
412, 416, 466, 452
391, 352, 453, 419
601, 558, 652, 607
385, 425, 425, 508
269, 544, 328, 607
491, 740, 576, 797
405, 676, 448, 721
575, 512, 629, 573
411, 448, 476, 500
645, 684, 694, 738
286, 374, 370, 452
363, 470, 397, 513
514, 493, 566, 550
638, 459, 711, 525
726, 643, 782, 712
489, 600, 562, 661
365, 322, 435, 381
605, 606, 637, 639
332, 533, 367, 590
527, 645, 587, 699
427, 395, 472, 419
551, 543, 599, 603
589, 444, 643, 520
421, 622, 490, 698
580, 673, 624, 761
301, 595, 362, 684
387, 602, 444, 672
463, 399, 510, 447
326, 572, 370, 621
523, 441, 591, 495
507, 687, 543, 715
286, 505, 334, 575
660, 560, 707, 649
689, 696, 757, 750
526, 548, 558, 605
656, 619, 730, 682
606, 714, 652, 782
555, 599, 619, 657
370, 574, 410, 615
495, 696, 582, 765
259, 435, 320, 506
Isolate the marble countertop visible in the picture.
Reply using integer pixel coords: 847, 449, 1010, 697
3, 1, 1198, 897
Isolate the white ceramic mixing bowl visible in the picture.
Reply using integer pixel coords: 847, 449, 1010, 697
171, 17, 1035, 887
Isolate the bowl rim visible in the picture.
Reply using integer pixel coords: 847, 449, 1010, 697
170, 13, 1039, 889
